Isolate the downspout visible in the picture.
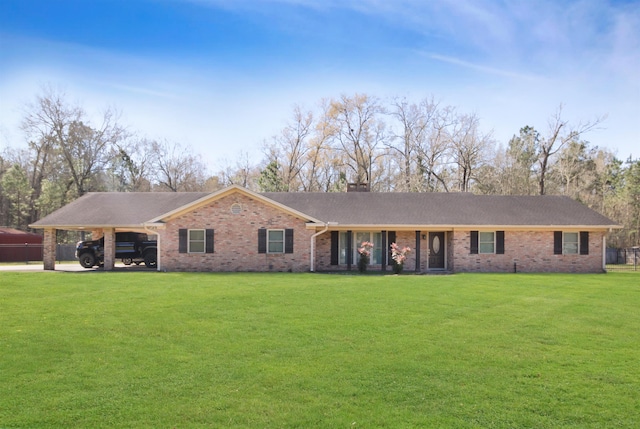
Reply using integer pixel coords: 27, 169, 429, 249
144, 225, 161, 272
310, 222, 336, 272
603, 230, 608, 272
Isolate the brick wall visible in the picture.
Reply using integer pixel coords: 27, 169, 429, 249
155, 191, 606, 274
451, 230, 605, 273
158, 193, 313, 272
315, 229, 605, 273
43, 228, 56, 270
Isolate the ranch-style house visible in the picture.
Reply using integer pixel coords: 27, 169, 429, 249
30, 184, 620, 273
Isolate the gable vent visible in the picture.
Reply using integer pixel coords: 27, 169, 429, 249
230, 203, 242, 214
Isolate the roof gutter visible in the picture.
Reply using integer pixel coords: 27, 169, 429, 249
310, 222, 337, 272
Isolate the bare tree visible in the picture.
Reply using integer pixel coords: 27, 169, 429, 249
151, 140, 208, 192
388, 97, 439, 191
449, 113, 493, 192
109, 138, 155, 192
536, 105, 604, 195
20, 86, 126, 226
218, 151, 259, 190
262, 105, 314, 191
325, 94, 387, 185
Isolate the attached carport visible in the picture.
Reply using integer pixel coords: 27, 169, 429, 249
29, 192, 209, 271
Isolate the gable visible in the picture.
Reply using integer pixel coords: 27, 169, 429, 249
149, 185, 320, 225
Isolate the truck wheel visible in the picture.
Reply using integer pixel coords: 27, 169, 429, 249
144, 251, 157, 268
122, 258, 133, 265
79, 253, 96, 268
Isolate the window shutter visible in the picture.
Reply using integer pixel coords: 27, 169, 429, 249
470, 231, 478, 254
330, 231, 339, 265
496, 231, 505, 254
285, 229, 294, 253
206, 229, 214, 254
346, 230, 353, 266
580, 231, 589, 255
554, 231, 563, 255
258, 229, 267, 254
381, 230, 387, 267
179, 229, 187, 253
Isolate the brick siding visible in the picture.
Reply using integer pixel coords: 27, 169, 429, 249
315, 229, 605, 273
450, 230, 605, 273
158, 193, 313, 272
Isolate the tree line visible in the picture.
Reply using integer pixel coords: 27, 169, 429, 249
1, 88, 638, 247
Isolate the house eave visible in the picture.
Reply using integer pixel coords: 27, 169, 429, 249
28, 223, 150, 231
304, 223, 621, 231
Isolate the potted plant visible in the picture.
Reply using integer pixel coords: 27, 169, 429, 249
390, 242, 411, 274
357, 241, 373, 273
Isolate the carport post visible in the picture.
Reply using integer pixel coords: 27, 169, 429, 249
103, 228, 116, 271
43, 228, 57, 271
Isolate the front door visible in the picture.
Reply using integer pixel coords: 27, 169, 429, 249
428, 232, 445, 270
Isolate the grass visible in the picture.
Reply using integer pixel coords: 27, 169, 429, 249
1, 272, 639, 428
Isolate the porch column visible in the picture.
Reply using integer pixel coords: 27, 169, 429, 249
103, 228, 115, 271
346, 230, 353, 271
43, 228, 57, 271
381, 230, 387, 272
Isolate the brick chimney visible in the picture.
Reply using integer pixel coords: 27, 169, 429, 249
347, 183, 370, 192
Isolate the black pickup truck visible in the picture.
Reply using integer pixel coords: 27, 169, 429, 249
75, 232, 157, 268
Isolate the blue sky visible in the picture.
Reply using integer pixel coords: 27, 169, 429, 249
1, 0, 638, 169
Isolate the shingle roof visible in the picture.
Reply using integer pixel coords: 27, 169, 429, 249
29, 187, 619, 229
262, 192, 618, 227
30, 192, 209, 228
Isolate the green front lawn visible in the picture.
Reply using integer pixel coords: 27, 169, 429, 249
1, 272, 638, 428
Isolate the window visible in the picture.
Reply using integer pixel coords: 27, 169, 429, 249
258, 228, 293, 254
179, 228, 214, 254
267, 229, 285, 253
188, 229, 205, 253
479, 232, 495, 254
563, 232, 579, 255
339, 231, 383, 264
470, 231, 504, 255
554, 231, 589, 255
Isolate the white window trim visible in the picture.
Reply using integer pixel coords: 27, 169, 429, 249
479, 231, 496, 254
339, 231, 383, 265
188, 229, 206, 253
563, 232, 579, 255
267, 229, 285, 254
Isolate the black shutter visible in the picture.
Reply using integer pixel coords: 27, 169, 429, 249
388, 231, 396, 263
470, 231, 478, 254
179, 229, 187, 253
330, 231, 339, 265
554, 231, 563, 255
285, 229, 294, 253
381, 230, 387, 270
206, 229, 214, 254
346, 230, 353, 268
415, 231, 421, 272
580, 231, 589, 255
496, 231, 505, 254
258, 229, 267, 254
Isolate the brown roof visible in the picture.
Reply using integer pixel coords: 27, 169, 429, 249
29, 187, 619, 230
